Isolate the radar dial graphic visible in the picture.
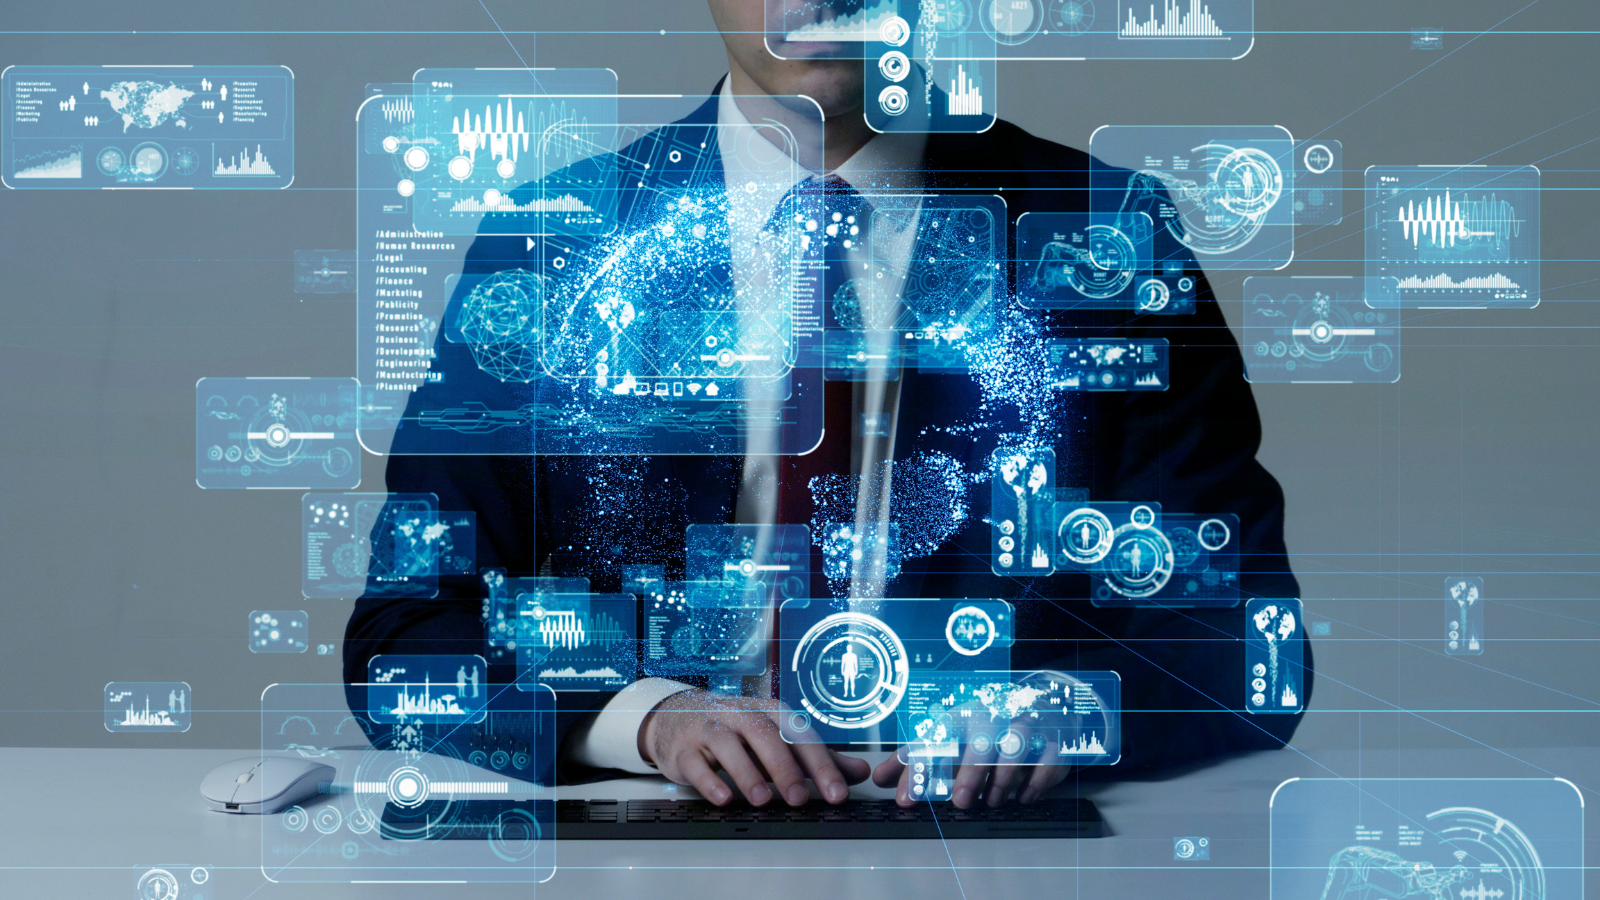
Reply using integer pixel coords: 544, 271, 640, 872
1047, 0, 1095, 34
1065, 224, 1137, 299
791, 612, 908, 729
1099, 523, 1174, 598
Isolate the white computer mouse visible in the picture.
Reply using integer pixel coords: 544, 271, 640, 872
200, 756, 335, 814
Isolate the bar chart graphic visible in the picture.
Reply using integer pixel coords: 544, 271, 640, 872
1120, 0, 1227, 37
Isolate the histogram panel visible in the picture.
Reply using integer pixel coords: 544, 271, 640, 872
974, 0, 1252, 60
366, 655, 489, 724
1366, 165, 1540, 309
4, 65, 293, 189
105, 682, 192, 733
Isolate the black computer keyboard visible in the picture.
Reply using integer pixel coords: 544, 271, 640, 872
405, 797, 1095, 839
385, 797, 1103, 839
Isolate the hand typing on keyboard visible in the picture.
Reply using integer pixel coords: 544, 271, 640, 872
871, 709, 1074, 809
640, 690, 871, 808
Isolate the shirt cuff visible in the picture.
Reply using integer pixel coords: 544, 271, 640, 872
565, 678, 694, 774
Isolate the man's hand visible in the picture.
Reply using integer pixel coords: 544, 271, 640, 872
640, 689, 870, 807
871, 748, 1071, 809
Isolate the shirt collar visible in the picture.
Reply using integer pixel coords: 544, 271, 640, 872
717, 75, 928, 225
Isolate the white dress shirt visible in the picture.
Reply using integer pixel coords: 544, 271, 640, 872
566, 77, 928, 773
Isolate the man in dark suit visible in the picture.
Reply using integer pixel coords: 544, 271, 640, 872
346, 0, 1310, 811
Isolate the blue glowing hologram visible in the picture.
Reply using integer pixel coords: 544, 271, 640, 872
640, 581, 702, 680
1411, 27, 1444, 50
819, 521, 902, 587
1446, 576, 1484, 656
301, 492, 440, 599
823, 330, 907, 381
366, 655, 489, 724
3, 65, 293, 189
357, 91, 828, 455
293, 250, 356, 295
765, 0, 903, 59
861, 195, 1001, 366
1245, 598, 1303, 713
779, 598, 1013, 745
435, 512, 477, 575
1294, 140, 1343, 227
134, 866, 218, 900
249, 610, 308, 654
405, 68, 619, 237
196, 378, 358, 489
262, 682, 556, 884
954, 0, 1254, 60
517, 594, 638, 691
687, 524, 812, 604
621, 564, 665, 596
1366, 165, 1539, 309
685, 583, 773, 678
991, 447, 1056, 576
105, 682, 191, 732
1092, 125, 1295, 270
1016, 212, 1165, 311
444, 269, 546, 383
898, 670, 1121, 784
1270, 778, 1582, 900
1046, 338, 1169, 390
1055, 501, 1160, 569
859, 0, 997, 133
1174, 837, 1210, 860
484, 574, 589, 661
1245, 276, 1400, 383
1091, 511, 1239, 606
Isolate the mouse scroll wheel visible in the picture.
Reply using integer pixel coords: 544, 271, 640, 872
235, 772, 254, 783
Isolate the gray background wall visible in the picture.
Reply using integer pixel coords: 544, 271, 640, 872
1, 0, 1594, 754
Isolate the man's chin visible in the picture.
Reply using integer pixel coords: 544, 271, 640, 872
764, 64, 866, 119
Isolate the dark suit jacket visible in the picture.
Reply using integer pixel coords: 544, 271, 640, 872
345, 86, 1312, 780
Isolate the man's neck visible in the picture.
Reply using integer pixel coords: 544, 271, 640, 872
724, 62, 876, 173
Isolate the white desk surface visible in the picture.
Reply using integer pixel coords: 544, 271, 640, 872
3, 745, 1595, 899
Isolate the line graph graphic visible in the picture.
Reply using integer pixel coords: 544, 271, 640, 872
783, 0, 898, 41
1120, 0, 1227, 38
13, 145, 82, 178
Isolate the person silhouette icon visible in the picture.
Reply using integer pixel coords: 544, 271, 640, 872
840, 642, 860, 698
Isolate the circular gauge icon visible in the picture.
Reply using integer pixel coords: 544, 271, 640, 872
984, 0, 1043, 44
878, 85, 909, 116
997, 728, 1026, 758
1366, 343, 1394, 372
1130, 505, 1156, 528
1057, 507, 1115, 565
312, 805, 343, 834
1063, 224, 1136, 299
347, 807, 378, 834
137, 868, 180, 900
387, 766, 430, 807
129, 142, 168, 180
1100, 523, 1174, 598
945, 605, 997, 656
880, 15, 912, 45
1047, 0, 1095, 34
96, 146, 126, 176
1214, 146, 1283, 218
878, 50, 911, 82
447, 155, 473, 180
402, 145, 430, 171
791, 611, 908, 730
1197, 518, 1231, 551
1302, 143, 1334, 174
171, 146, 199, 176
1136, 277, 1171, 312
1168, 526, 1203, 567
282, 805, 309, 832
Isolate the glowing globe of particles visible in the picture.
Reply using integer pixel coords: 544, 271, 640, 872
460, 268, 546, 383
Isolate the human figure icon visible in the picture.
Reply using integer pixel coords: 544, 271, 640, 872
1129, 542, 1144, 576
840, 642, 860, 698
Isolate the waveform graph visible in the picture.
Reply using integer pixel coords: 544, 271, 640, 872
1367, 165, 1539, 309
13, 145, 82, 179
518, 594, 637, 692
381, 96, 414, 124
